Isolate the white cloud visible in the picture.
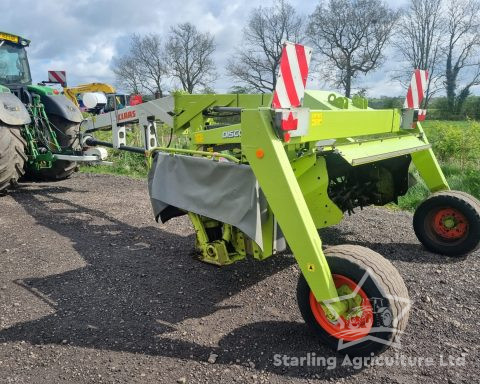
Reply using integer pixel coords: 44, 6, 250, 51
0, 0, 452, 97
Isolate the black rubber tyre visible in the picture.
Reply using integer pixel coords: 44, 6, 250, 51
0, 125, 27, 193
34, 115, 80, 180
413, 190, 480, 257
297, 245, 409, 357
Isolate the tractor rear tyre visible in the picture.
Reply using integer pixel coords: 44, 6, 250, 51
297, 245, 409, 357
0, 125, 26, 193
35, 115, 80, 180
413, 190, 480, 256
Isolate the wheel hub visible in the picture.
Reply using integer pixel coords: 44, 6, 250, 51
433, 208, 468, 240
309, 274, 373, 341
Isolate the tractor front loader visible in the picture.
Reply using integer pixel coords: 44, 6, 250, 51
0, 31, 88, 193
81, 42, 479, 356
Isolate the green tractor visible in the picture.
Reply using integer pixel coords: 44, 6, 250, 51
0, 31, 82, 192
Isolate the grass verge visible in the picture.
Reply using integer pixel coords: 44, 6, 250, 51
397, 163, 480, 211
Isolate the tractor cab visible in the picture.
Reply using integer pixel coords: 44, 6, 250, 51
105, 93, 129, 112
104, 93, 143, 113
0, 32, 32, 89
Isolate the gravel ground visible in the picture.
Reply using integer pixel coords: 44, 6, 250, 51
0, 173, 478, 384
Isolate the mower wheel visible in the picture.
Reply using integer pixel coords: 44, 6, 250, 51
34, 115, 80, 180
0, 125, 26, 193
297, 245, 409, 356
413, 190, 480, 256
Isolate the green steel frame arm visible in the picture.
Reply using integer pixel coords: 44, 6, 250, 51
411, 148, 449, 192
173, 93, 272, 131
241, 108, 338, 302
148, 147, 240, 163
191, 108, 402, 146
410, 123, 449, 192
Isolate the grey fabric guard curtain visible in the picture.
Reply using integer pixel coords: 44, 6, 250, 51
148, 152, 267, 249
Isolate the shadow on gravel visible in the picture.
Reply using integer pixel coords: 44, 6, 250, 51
319, 227, 467, 265
0, 185, 361, 379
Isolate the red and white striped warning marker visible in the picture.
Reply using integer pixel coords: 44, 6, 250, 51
48, 70, 67, 85
417, 109, 427, 121
404, 69, 428, 121
404, 69, 428, 109
272, 42, 312, 109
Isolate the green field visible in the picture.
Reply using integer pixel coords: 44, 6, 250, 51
80, 120, 480, 211
80, 129, 150, 179
397, 120, 480, 210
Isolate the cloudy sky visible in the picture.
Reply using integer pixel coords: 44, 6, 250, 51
3, 0, 418, 97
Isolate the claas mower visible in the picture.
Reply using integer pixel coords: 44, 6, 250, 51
4, 36, 480, 356
81, 42, 480, 356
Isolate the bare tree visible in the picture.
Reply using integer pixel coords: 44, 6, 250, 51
131, 34, 167, 97
443, 0, 480, 115
112, 34, 167, 97
165, 23, 216, 94
307, 0, 399, 97
112, 56, 142, 94
227, 0, 304, 93
393, 0, 443, 107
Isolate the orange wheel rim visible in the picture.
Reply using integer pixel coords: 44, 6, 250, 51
432, 208, 468, 240
309, 274, 373, 341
